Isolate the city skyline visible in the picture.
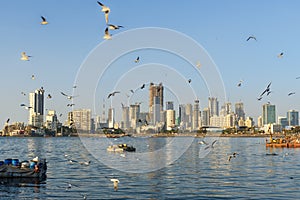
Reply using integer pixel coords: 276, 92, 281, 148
1, 1, 300, 125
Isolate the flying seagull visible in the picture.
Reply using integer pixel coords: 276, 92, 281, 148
130, 89, 134, 94
110, 179, 119, 191
140, 83, 145, 89
67, 103, 75, 107
288, 92, 295, 96
204, 140, 217, 150
31, 75, 35, 80
47, 94, 52, 99
246, 35, 257, 41
61, 92, 78, 100
20, 104, 32, 110
103, 27, 112, 40
40, 16, 48, 25
259, 82, 272, 97
188, 79, 191, 83
237, 80, 243, 87
21, 92, 26, 96
6, 118, 10, 124
196, 61, 201, 68
97, 1, 110, 23
135, 56, 140, 63
20, 52, 31, 61
228, 152, 238, 161
108, 91, 120, 99
108, 24, 124, 30
277, 52, 284, 58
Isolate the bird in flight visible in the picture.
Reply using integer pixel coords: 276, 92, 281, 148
67, 103, 75, 107
97, 1, 110, 23
228, 152, 238, 162
140, 83, 145, 89
246, 35, 257, 41
196, 61, 201, 68
61, 92, 78, 100
103, 27, 112, 40
108, 91, 120, 99
188, 79, 191, 83
288, 92, 295, 96
20, 104, 32, 110
47, 94, 52, 99
237, 80, 243, 87
110, 178, 119, 191
31, 75, 35, 80
40, 16, 48, 25
20, 52, 31, 61
108, 24, 124, 30
204, 140, 217, 150
259, 82, 272, 97
277, 52, 284, 58
135, 56, 140, 63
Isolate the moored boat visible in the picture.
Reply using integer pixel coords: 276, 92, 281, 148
107, 144, 136, 152
266, 136, 300, 148
0, 157, 47, 179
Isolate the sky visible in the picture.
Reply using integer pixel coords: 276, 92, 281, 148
1, 0, 300, 125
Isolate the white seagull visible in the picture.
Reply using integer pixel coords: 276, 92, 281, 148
110, 178, 119, 191
97, 1, 110, 23
40, 16, 48, 25
20, 52, 31, 61
61, 92, 78, 100
134, 56, 140, 63
108, 24, 124, 30
103, 27, 112, 40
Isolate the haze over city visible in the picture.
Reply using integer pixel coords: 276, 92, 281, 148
1, 1, 300, 125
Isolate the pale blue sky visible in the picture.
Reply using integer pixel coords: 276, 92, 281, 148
1, 1, 300, 124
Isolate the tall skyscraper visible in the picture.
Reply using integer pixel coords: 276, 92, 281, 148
208, 97, 219, 117
166, 110, 175, 130
235, 102, 245, 120
193, 100, 200, 130
121, 106, 130, 129
28, 87, 45, 127
129, 104, 140, 129
225, 102, 232, 115
262, 104, 276, 125
287, 110, 299, 126
108, 108, 115, 128
149, 82, 163, 122
185, 103, 193, 129
178, 104, 186, 126
202, 107, 210, 126
153, 96, 161, 124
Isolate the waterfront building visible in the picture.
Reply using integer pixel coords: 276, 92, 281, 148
108, 108, 115, 128
129, 104, 140, 129
208, 97, 219, 117
287, 110, 299, 126
185, 104, 193, 130
224, 113, 236, 128
210, 115, 226, 128
72, 109, 92, 133
235, 102, 245, 120
45, 110, 58, 131
257, 116, 262, 128
153, 96, 161, 124
225, 102, 232, 115
28, 87, 45, 127
278, 116, 288, 129
166, 110, 175, 131
262, 104, 276, 125
149, 82, 163, 122
245, 117, 254, 128
178, 104, 186, 127
121, 106, 130, 129
202, 107, 210, 126
193, 100, 201, 130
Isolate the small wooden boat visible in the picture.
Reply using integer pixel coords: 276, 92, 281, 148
266, 136, 300, 148
0, 157, 47, 179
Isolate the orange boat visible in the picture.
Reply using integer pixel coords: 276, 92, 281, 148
266, 136, 300, 148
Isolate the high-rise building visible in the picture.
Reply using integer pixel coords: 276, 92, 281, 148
72, 109, 91, 133
235, 102, 245, 120
193, 100, 200, 130
45, 110, 58, 130
202, 107, 210, 126
208, 97, 219, 117
178, 104, 186, 126
166, 101, 174, 110
153, 96, 161, 124
149, 82, 163, 122
108, 108, 115, 128
28, 87, 45, 127
166, 110, 175, 130
185, 104, 193, 129
121, 106, 130, 129
225, 102, 232, 115
245, 117, 254, 128
278, 116, 288, 128
262, 104, 276, 125
129, 104, 140, 129
287, 110, 299, 126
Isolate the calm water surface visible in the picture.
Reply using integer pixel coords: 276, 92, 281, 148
0, 136, 299, 199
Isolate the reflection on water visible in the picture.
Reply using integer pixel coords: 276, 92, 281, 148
0, 136, 299, 199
